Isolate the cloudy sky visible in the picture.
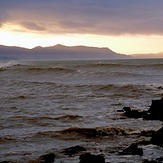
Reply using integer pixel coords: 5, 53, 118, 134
0, 0, 163, 54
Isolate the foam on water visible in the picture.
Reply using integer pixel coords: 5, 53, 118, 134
0, 61, 21, 69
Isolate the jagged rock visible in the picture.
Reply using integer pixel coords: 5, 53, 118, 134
138, 126, 163, 147
119, 143, 143, 156
146, 98, 163, 121
123, 98, 163, 121
155, 157, 163, 162
139, 130, 156, 137
150, 126, 163, 147
62, 145, 86, 156
142, 157, 163, 163
38, 153, 55, 163
123, 107, 145, 118
79, 153, 105, 163
142, 159, 158, 163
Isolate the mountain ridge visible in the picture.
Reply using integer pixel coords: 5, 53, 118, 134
0, 44, 130, 60
131, 52, 163, 58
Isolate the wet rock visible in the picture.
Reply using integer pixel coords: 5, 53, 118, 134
79, 153, 105, 163
150, 126, 163, 147
62, 145, 87, 156
38, 153, 55, 163
142, 157, 163, 163
123, 98, 163, 121
155, 157, 163, 162
138, 127, 163, 147
139, 130, 156, 137
123, 107, 145, 118
145, 98, 163, 121
119, 143, 143, 156
117, 109, 124, 112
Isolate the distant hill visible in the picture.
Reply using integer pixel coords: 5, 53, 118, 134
131, 52, 163, 58
0, 44, 130, 60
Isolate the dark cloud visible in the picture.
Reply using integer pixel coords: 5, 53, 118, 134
0, 0, 163, 35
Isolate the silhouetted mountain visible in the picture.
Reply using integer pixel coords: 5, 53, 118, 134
0, 44, 130, 60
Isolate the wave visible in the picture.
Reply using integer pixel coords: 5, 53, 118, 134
82, 62, 123, 68
0, 136, 16, 143
8, 115, 58, 127
34, 126, 138, 140
54, 114, 82, 121
0, 61, 21, 69
79, 60, 163, 69
4, 79, 161, 96
60, 127, 127, 137
93, 84, 146, 92
9, 95, 27, 100
146, 63, 163, 69
0, 61, 77, 73
26, 66, 77, 73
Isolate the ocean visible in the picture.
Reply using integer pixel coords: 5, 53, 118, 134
0, 58, 163, 162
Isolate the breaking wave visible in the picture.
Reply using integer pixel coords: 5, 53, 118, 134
33, 127, 138, 140
0, 61, 21, 69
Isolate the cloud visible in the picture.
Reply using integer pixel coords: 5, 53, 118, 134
19, 21, 46, 31
0, 0, 163, 35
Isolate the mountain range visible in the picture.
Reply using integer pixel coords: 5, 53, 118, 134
0, 44, 130, 60
131, 52, 163, 58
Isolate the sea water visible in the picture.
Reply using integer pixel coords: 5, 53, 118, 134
0, 59, 163, 162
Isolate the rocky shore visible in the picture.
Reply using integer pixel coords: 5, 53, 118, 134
1, 98, 163, 163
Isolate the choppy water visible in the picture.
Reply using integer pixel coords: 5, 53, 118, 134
0, 59, 163, 162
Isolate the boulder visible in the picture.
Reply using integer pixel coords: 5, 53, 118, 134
150, 126, 163, 147
79, 153, 105, 163
38, 153, 55, 163
147, 98, 163, 121
123, 98, 163, 121
123, 107, 144, 118
142, 157, 163, 163
119, 143, 143, 156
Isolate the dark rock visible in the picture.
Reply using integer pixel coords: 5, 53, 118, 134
123, 98, 163, 121
62, 145, 86, 156
142, 157, 163, 163
138, 140, 150, 146
149, 98, 163, 114
123, 107, 132, 112
79, 153, 105, 163
123, 107, 145, 118
139, 130, 156, 137
119, 143, 143, 156
138, 127, 163, 147
117, 109, 124, 112
156, 156, 163, 162
146, 98, 163, 121
150, 126, 163, 147
38, 153, 55, 163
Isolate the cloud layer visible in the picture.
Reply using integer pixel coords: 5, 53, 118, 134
1, 0, 163, 35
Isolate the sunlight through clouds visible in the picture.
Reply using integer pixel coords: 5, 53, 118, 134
0, 0, 163, 54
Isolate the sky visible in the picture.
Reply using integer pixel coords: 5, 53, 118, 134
0, 0, 163, 55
